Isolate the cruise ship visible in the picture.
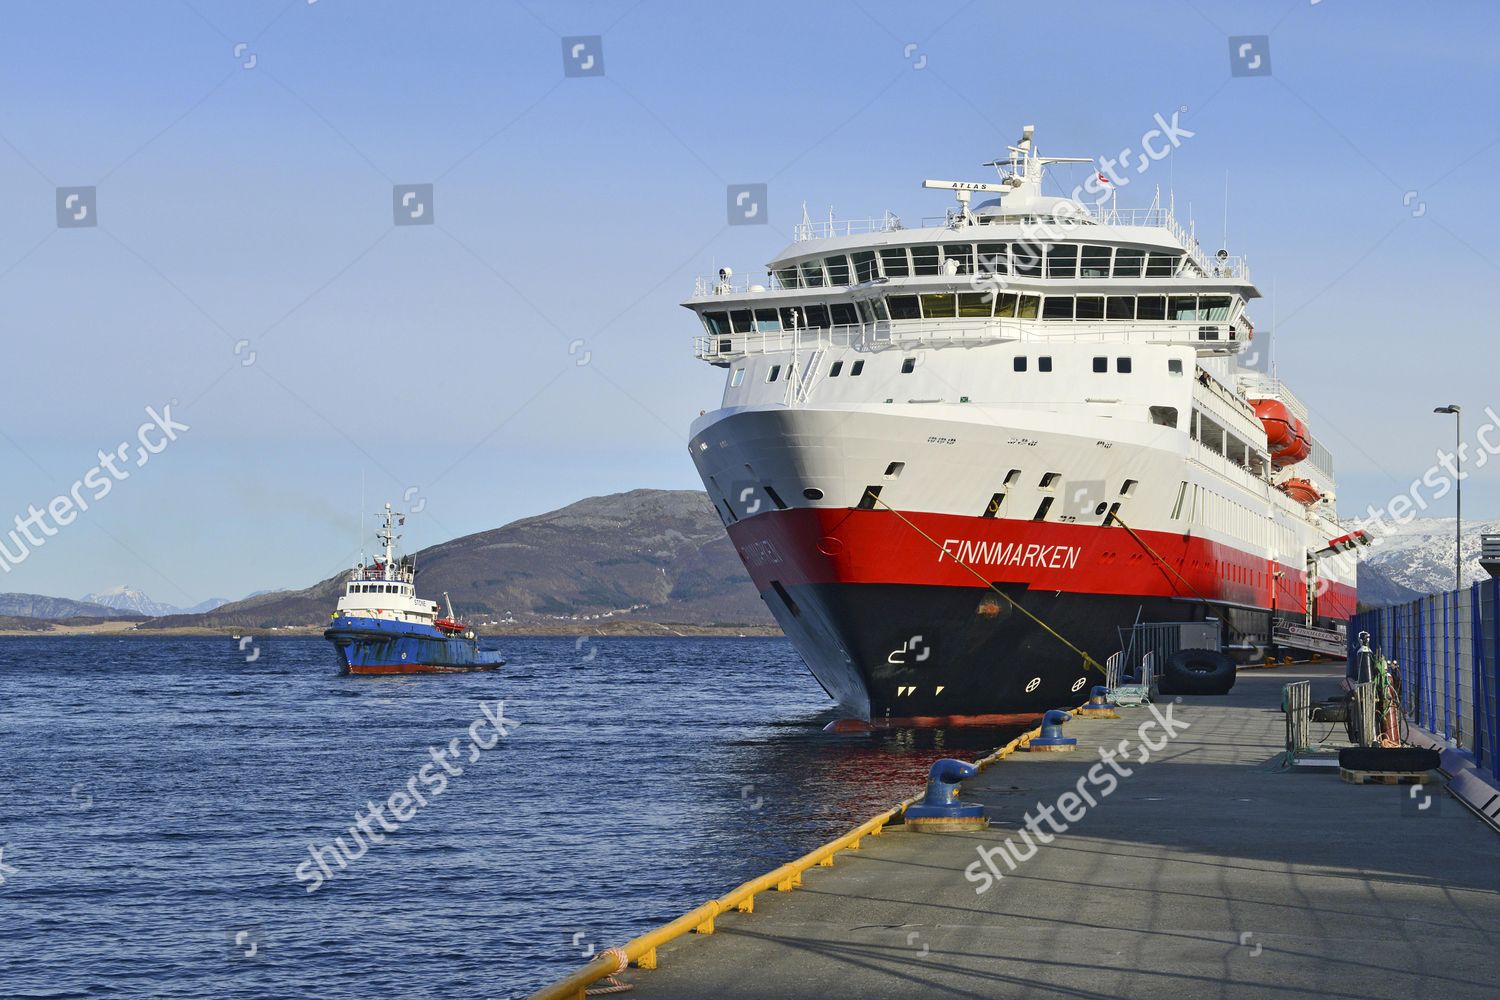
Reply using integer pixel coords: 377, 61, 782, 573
685, 126, 1359, 723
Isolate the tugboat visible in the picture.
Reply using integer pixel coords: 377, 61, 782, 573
323, 503, 505, 675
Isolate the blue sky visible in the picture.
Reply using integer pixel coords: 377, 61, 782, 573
1, 0, 1497, 605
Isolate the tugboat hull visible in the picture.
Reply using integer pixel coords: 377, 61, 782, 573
324, 615, 505, 675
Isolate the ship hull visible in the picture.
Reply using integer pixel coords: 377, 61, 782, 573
324, 616, 505, 675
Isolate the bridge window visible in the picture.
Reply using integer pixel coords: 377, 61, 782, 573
1042, 296, 1074, 320
886, 295, 920, 320
1106, 296, 1134, 320
1076, 296, 1104, 320
1200, 295, 1232, 321
958, 292, 992, 317
1017, 294, 1040, 319
767, 364, 781, 382
1169, 295, 1198, 320
942, 243, 973, 274
851, 250, 878, 282
800, 260, 825, 287
1113, 248, 1144, 278
830, 303, 858, 326
977, 242, 1008, 275
704, 312, 730, 336
1047, 244, 1078, 278
729, 310, 754, 333
1145, 252, 1179, 277
753, 308, 780, 332
1137, 295, 1166, 320
778, 307, 801, 329
803, 304, 830, 328
825, 255, 850, 285
879, 247, 910, 277
1013, 242, 1043, 276
920, 293, 956, 318
994, 292, 1017, 318
911, 245, 941, 275
1081, 245, 1112, 277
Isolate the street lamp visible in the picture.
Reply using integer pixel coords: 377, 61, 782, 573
1435, 404, 1462, 591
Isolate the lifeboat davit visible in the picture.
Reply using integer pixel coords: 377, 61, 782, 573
1252, 399, 1312, 467
1277, 477, 1321, 506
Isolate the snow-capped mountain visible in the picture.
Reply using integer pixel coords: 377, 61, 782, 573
1358, 516, 1500, 598
80, 586, 228, 617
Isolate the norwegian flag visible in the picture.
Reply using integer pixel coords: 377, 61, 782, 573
1097, 172, 1111, 185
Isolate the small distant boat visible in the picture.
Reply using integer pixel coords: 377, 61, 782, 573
323, 503, 505, 675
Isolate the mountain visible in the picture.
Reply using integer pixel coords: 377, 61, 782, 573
143, 489, 774, 630
1358, 516, 1500, 600
78, 586, 228, 617
1355, 563, 1425, 608
0, 593, 133, 619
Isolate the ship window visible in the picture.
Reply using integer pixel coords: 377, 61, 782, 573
851, 250, 878, 282
1076, 296, 1105, 320
829, 361, 843, 377
778, 306, 801, 329
884, 462, 905, 479
879, 247, 910, 277
1106, 296, 1134, 320
1092, 356, 1107, 373
1004, 469, 1022, 487
1145, 252, 1179, 277
774, 267, 799, 289
1039, 472, 1059, 489
769, 580, 801, 617
1168, 359, 1183, 375
1150, 405, 1179, 428
1013, 242, 1043, 276
1043, 296, 1074, 320
1169, 295, 1199, 320
1116, 357, 1132, 373
767, 364, 781, 382
729, 310, 754, 333
731, 368, 745, 387
857, 485, 882, 510
886, 295, 921, 320
911, 245, 941, 275
1113, 247, 1144, 278
800, 260, 825, 287
829, 303, 858, 326
704, 312, 730, 336
983, 493, 1005, 518
1017, 294, 1040, 319
753, 308, 780, 332
871, 298, 890, 320
1200, 295, 1232, 321
1081, 245, 1112, 278
1014, 356, 1027, 372
851, 360, 865, 375
1047, 244, 1078, 278
1038, 356, 1053, 372
957, 292, 992, 317
803, 304, 830, 328
900, 357, 916, 374
1033, 496, 1054, 521
825, 255, 850, 285
942, 243, 973, 274
977, 242, 1008, 275
1137, 295, 1166, 320
763, 486, 788, 510
920, 293, 956, 318
993, 292, 1017, 318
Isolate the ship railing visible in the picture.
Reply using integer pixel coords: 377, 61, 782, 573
792, 214, 904, 242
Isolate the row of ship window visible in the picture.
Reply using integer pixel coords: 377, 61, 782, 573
701, 292, 1235, 334
746, 355, 1186, 384
772, 242, 1184, 288
349, 583, 411, 594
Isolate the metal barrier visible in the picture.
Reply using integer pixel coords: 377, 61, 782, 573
1284, 680, 1312, 762
1351, 579, 1500, 784
1116, 623, 1182, 684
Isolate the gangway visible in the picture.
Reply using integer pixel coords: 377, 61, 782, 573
1272, 620, 1346, 658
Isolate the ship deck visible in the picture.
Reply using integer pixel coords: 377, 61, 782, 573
603, 664, 1500, 999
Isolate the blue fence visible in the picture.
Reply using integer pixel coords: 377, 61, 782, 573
1351, 579, 1500, 783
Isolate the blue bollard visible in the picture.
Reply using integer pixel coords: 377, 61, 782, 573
1029, 709, 1078, 751
1077, 685, 1120, 718
905, 758, 988, 831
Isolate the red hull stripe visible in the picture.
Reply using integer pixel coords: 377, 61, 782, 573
727, 508, 1356, 620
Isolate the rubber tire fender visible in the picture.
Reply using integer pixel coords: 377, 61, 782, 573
1161, 647, 1236, 696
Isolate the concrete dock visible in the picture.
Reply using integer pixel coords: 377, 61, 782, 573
620, 665, 1500, 999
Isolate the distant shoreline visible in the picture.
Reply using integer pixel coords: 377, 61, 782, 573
0, 620, 784, 639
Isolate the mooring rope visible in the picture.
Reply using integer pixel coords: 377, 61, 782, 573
863, 489, 1106, 678
1107, 511, 1251, 642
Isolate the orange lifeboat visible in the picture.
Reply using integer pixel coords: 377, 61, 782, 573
1277, 477, 1321, 505
1252, 399, 1312, 467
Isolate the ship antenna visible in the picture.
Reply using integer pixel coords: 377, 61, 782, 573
1221, 168, 1230, 258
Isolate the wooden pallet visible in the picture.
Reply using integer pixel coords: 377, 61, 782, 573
1339, 767, 1435, 785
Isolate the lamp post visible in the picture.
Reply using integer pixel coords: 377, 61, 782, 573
1434, 404, 1462, 591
